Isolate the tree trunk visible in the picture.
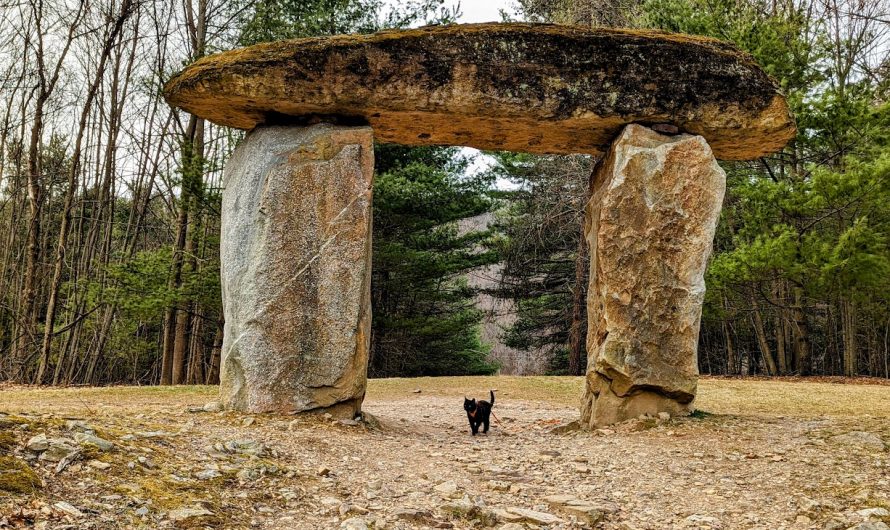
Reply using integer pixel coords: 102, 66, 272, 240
187, 312, 204, 384
15, 96, 46, 381
722, 319, 736, 375
171, 300, 191, 385
160, 308, 176, 384
750, 293, 777, 375
170, 114, 204, 385
35, 0, 132, 383
791, 287, 812, 375
568, 210, 589, 376
13, 0, 83, 382
85, 307, 115, 384
206, 319, 223, 385
842, 297, 857, 376
774, 313, 787, 375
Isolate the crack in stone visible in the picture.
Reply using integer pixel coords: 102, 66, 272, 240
280, 186, 372, 288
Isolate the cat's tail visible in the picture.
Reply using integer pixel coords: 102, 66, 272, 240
490, 389, 495, 407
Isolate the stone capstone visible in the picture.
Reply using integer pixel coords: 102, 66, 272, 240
219, 124, 373, 416
581, 124, 726, 427
164, 23, 794, 161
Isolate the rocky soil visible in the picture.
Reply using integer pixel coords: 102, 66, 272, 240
0, 378, 888, 530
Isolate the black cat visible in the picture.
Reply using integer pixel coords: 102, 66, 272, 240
464, 390, 495, 435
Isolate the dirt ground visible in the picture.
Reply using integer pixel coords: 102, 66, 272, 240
0, 376, 888, 530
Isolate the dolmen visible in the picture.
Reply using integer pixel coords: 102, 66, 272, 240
164, 23, 795, 425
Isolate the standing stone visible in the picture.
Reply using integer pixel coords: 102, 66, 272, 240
220, 124, 373, 417
581, 124, 726, 427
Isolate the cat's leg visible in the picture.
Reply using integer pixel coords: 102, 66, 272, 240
483, 418, 490, 433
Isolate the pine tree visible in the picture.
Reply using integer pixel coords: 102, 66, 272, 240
370, 145, 499, 376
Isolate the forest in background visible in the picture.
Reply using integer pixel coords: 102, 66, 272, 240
506, 0, 890, 378
0, 0, 887, 386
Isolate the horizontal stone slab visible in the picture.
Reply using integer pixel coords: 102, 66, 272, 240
164, 23, 795, 160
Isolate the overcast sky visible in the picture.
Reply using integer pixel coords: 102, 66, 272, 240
449, 0, 515, 23
383, 0, 517, 24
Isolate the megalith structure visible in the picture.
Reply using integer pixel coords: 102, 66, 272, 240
163, 23, 794, 421
219, 125, 373, 416
580, 125, 726, 426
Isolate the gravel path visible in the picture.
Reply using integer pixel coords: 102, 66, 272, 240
1, 385, 888, 529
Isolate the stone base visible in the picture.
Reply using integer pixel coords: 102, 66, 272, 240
316, 398, 365, 420
581, 373, 692, 428
219, 124, 374, 415
580, 124, 725, 427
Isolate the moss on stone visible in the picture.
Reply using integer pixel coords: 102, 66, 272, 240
135, 476, 222, 514
631, 418, 659, 431
0, 431, 16, 454
162, 22, 795, 160
171, 23, 738, 78
79, 443, 104, 460
0, 415, 32, 429
0, 456, 41, 493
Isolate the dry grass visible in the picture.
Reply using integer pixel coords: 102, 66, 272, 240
2, 376, 889, 419
696, 377, 890, 418
368, 375, 583, 405
370, 376, 890, 418
0, 385, 214, 415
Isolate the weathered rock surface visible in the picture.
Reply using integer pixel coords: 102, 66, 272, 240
37, 438, 79, 463
220, 124, 373, 416
168, 506, 215, 523
164, 23, 795, 160
26, 434, 49, 452
850, 524, 890, 530
74, 433, 113, 451
581, 124, 726, 427
829, 431, 886, 450
505, 507, 563, 524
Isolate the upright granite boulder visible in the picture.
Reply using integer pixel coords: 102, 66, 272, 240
219, 124, 373, 417
581, 124, 726, 426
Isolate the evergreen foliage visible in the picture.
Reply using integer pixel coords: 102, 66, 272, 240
1, 0, 887, 384
488, 153, 591, 374
637, 0, 890, 376
371, 145, 499, 377
494, 0, 890, 377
